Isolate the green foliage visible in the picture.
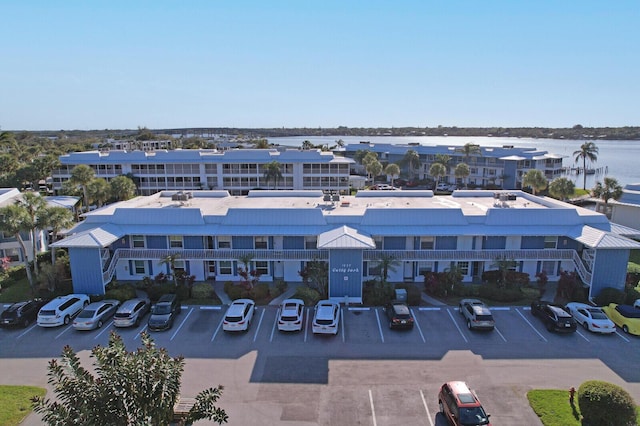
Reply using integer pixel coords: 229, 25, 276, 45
192, 283, 214, 299
363, 279, 393, 306
145, 282, 178, 301
0, 385, 46, 426
269, 280, 288, 298
32, 332, 228, 425
527, 389, 582, 426
251, 283, 271, 301
292, 286, 321, 306
478, 284, 523, 302
451, 283, 480, 298
104, 284, 137, 302
624, 287, 640, 305
594, 287, 625, 306
225, 284, 245, 301
393, 283, 422, 305
578, 380, 636, 426
6, 265, 26, 283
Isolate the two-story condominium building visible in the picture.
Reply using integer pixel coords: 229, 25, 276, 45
52, 189, 640, 301
52, 149, 353, 196
342, 142, 565, 189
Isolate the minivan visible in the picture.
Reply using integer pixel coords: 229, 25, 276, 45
147, 294, 180, 331
439, 381, 491, 426
37, 294, 90, 327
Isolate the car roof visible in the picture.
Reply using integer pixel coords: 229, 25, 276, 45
445, 381, 481, 406
118, 298, 147, 309
390, 302, 410, 315
548, 305, 571, 316
281, 298, 304, 307
616, 304, 640, 318
158, 294, 177, 302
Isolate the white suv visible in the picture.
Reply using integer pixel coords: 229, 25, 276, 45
312, 300, 340, 335
278, 299, 305, 332
37, 294, 90, 327
222, 299, 256, 332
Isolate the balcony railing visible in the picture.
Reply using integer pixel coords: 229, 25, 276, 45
362, 249, 578, 262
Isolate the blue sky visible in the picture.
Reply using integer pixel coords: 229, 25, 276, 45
1, 1, 638, 130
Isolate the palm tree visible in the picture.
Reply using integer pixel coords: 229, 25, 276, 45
454, 163, 470, 188
573, 142, 599, 190
110, 175, 137, 201
401, 150, 421, 180
0, 204, 35, 290
301, 140, 315, 150
384, 163, 400, 187
592, 177, 623, 214
18, 191, 48, 276
69, 164, 95, 211
522, 169, 547, 195
491, 256, 517, 288
458, 143, 482, 160
375, 253, 399, 284
263, 161, 283, 189
429, 163, 446, 187
39, 206, 74, 266
548, 177, 576, 201
365, 159, 383, 185
86, 178, 111, 208
159, 253, 181, 286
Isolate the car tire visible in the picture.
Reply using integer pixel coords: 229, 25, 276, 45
623, 325, 629, 334
64, 315, 70, 325
84, 301, 89, 308
546, 322, 554, 332
467, 320, 472, 330
389, 321, 394, 329
23, 318, 30, 327
439, 400, 444, 413
135, 317, 140, 327
583, 322, 589, 331
459, 304, 463, 315
97, 320, 103, 328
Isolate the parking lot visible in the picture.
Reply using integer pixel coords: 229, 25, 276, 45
2, 302, 640, 425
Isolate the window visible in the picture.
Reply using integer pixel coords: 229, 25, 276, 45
457, 261, 470, 275
305, 236, 317, 249
255, 261, 269, 275
134, 260, 146, 275
3, 248, 20, 262
544, 236, 557, 249
132, 235, 145, 248
255, 236, 268, 249
373, 237, 383, 250
367, 262, 381, 277
218, 236, 231, 249
417, 262, 434, 276
173, 260, 185, 273
542, 261, 556, 275
219, 261, 232, 275
420, 237, 434, 250
169, 235, 183, 248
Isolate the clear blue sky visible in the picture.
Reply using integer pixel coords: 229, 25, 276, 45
2, 1, 638, 131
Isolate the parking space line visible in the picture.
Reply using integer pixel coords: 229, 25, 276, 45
410, 308, 426, 343
210, 316, 224, 342
16, 324, 37, 339
55, 325, 74, 340
134, 324, 148, 340
418, 307, 441, 311
420, 389, 434, 426
304, 308, 309, 342
269, 308, 280, 342
615, 330, 630, 342
341, 308, 345, 343
446, 308, 468, 343
170, 307, 194, 341
374, 308, 384, 343
199, 306, 222, 310
368, 389, 377, 426
94, 321, 114, 340
491, 307, 511, 311
515, 308, 547, 342
253, 308, 265, 342
494, 326, 508, 342
576, 329, 590, 342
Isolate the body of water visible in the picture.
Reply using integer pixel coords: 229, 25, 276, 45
267, 135, 640, 188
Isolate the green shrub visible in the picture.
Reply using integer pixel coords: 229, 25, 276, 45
293, 286, 320, 306
175, 285, 190, 301
223, 281, 235, 294
594, 287, 625, 306
624, 287, 640, 305
275, 279, 288, 294
226, 284, 245, 301
478, 284, 523, 302
104, 284, 137, 302
578, 380, 636, 426
191, 283, 214, 299
251, 283, 271, 301
451, 283, 479, 298
146, 283, 177, 301
394, 283, 422, 305
7, 265, 26, 282
363, 280, 393, 306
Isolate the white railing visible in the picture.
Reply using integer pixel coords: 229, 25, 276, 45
572, 251, 592, 285
110, 248, 329, 262
362, 249, 577, 262
102, 250, 121, 283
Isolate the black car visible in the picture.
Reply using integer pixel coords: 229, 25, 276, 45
148, 294, 181, 331
0, 299, 48, 328
384, 301, 414, 329
531, 301, 577, 333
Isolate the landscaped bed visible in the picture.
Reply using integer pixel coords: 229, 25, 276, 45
0, 385, 46, 426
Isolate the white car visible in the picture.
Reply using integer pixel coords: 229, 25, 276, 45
73, 300, 120, 331
634, 299, 640, 309
37, 294, 90, 327
277, 299, 305, 332
565, 302, 616, 334
312, 300, 340, 335
222, 299, 256, 332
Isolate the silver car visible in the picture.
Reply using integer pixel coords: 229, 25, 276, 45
114, 297, 151, 328
73, 300, 120, 330
459, 299, 495, 331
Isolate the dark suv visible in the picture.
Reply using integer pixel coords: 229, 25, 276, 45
148, 294, 180, 331
531, 300, 576, 333
439, 381, 491, 426
384, 301, 414, 329
1, 299, 47, 328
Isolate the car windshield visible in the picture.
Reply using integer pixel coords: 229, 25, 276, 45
588, 310, 608, 320
77, 310, 96, 319
152, 305, 172, 315
458, 406, 490, 425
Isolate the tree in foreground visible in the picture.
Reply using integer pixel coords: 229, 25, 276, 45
32, 332, 228, 425
577, 380, 636, 426
548, 177, 575, 201
592, 176, 623, 207
522, 169, 547, 195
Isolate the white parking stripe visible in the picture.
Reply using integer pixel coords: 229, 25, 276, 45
490, 307, 511, 311
94, 321, 113, 340
410, 308, 426, 343
420, 389, 434, 426
199, 306, 222, 310
16, 323, 37, 339
270, 308, 280, 342
55, 325, 74, 339
368, 389, 377, 426
576, 329, 590, 342
341, 307, 345, 343
304, 307, 309, 342
253, 308, 265, 342
170, 307, 193, 341
375, 308, 384, 343
615, 330, 630, 342
515, 308, 547, 342
210, 316, 224, 342
134, 324, 148, 340
494, 326, 508, 342
418, 307, 441, 311
446, 308, 468, 343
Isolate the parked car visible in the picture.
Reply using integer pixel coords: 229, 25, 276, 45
602, 303, 640, 335
148, 294, 181, 331
0, 299, 47, 328
564, 302, 616, 334
277, 299, 304, 332
394, 178, 407, 187
438, 381, 491, 426
370, 184, 396, 190
435, 183, 456, 192
459, 299, 495, 331
113, 297, 151, 328
384, 301, 414, 329
530, 301, 576, 333
223, 299, 256, 332
73, 300, 120, 330
37, 294, 90, 327
312, 300, 340, 335
634, 299, 640, 309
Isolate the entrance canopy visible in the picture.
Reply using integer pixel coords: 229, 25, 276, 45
317, 225, 376, 249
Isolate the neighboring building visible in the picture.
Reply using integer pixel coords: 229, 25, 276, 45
0, 188, 49, 266
52, 189, 640, 301
52, 149, 354, 196
342, 142, 565, 190
609, 183, 640, 231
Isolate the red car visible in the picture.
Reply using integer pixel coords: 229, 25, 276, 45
439, 381, 491, 426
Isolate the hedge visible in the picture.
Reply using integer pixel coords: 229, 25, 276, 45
578, 380, 636, 426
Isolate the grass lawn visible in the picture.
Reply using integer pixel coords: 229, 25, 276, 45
0, 385, 46, 426
528, 389, 640, 426
0, 278, 34, 303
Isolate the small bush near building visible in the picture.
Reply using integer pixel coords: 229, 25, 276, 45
269, 280, 288, 298
363, 279, 393, 306
191, 283, 214, 299
225, 284, 245, 301
293, 286, 320, 306
251, 283, 271, 302
104, 284, 137, 302
478, 284, 523, 302
393, 283, 422, 305
578, 380, 636, 426
594, 287, 625, 306
624, 286, 640, 305
145, 283, 178, 301
6, 266, 26, 282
